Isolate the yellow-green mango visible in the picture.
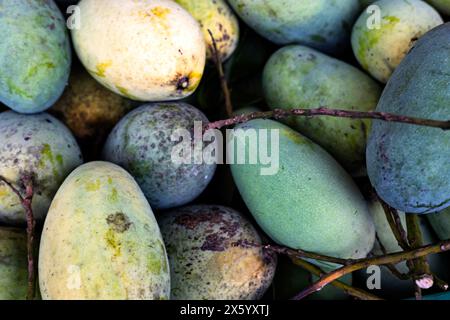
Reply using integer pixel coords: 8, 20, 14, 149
0, 111, 83, 225
174, 0, 239, 61
352, 0, 443, 83
39, 161, 170, 300
71, 0, 205, 101
263, 45, 381, 176
230, 119, 375, 260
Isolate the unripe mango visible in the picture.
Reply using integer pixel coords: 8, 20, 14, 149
366, 23, 450, 214
263, 45, 381, 176
0, 0, 71, 113
230, 119, 375, 260
228, 0, 361, 53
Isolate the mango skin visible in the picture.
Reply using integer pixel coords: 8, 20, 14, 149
263, 45, 381, 176
428, 207, 450, 240
366, 23, 450, 214
352, 0, 443, 83
50, 68, 135, 141
175, 0, 239, 61
230, 119, 375, 259
0, 112, 83, 225
227, 0, 360, 53
103, 103, 216, 210
427, 0, 450, 15
0, 0, 71, 114
159, 205, 277, 300
72, 0, 205, 101
0, 227, 27, 300
38, 161, 170, 300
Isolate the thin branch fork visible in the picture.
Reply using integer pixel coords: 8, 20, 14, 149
291, 239, 450, 300
0, 174, 36, 300
204, 107, 450, 131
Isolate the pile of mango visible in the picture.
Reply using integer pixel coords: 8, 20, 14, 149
0, 0, 450, 300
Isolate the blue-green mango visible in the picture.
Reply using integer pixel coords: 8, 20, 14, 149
230, 119, 375, 259
263, 45, 381, 176
0, 0, 71, 114
227, 0, 360, 53
366, 23, 450, 214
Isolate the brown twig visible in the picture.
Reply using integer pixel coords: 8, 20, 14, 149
289, 257, 383, 300
375, 234, 410, 280
233, 240, 382, 300
291, 240, 450, 300
207, 29, 233, 117
406, 214, 434, 291
0, 174, 35, 300
204, 108, 450, 131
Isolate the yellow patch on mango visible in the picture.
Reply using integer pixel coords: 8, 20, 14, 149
94, 61, 112, 78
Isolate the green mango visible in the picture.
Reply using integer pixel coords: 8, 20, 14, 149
428, 207, 450, 240
38, 161, 170, 300
230, 119, 375, 260
0, 227, 27, 300
352, 0, 443, 83
263, 45, 381, 176
366, 23, 450, 214
227, 0, 361, 54
0, 0, 71, 114
427, 0, 450, 15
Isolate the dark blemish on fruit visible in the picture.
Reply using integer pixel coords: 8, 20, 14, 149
176, 76, 190, 91
200, 233, 226, 251
106, 212, 132, 233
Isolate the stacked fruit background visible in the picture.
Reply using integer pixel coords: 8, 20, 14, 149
0, 0, 450, 300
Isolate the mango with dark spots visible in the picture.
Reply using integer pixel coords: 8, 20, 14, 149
103, 103, 217, 210
71, 0, 205, 101
0, 111, 83, 225
159, 205, 276, 300
366, 23, 450, 214
174, 0, 239, 61
227, 0, 361, 53
263, 45, 381, 176
352, 0, 442, 83
0, 0, 71, 114
230, 119, 375, 260
38, 161, 170, 300
50, 67, 135, 141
